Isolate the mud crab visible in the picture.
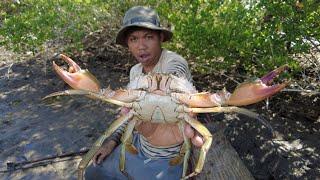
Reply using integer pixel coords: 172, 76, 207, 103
44, 54, 289, 180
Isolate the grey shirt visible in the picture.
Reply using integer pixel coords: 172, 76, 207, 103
129, 49, 192, 81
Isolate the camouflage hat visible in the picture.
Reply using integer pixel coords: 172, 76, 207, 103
116, 6, 173, 46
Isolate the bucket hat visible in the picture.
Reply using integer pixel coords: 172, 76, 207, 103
116, 6, 173, 46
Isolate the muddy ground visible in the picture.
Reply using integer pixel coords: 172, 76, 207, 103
0, 41, 319, 180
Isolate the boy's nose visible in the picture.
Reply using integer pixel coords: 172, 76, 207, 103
137, 38, 147, 49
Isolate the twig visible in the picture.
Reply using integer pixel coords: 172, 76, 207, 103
6, 63, 14, 79
301, 53, 320, 67
44, 44, 48, 76
282, 88, 320, 95
0, 148, 89, 173
220, 72, 241, 84
210, 68, 241, 84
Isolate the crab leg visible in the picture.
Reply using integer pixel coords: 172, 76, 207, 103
43, 89, 133, 108
178, 121, 191, 178
78, 112, 134, 180
120, 118, 138, 173
186, 106, 259, 119
173, 65, 289, 107
180, 114, 212, 179
53, 54, 101, 92
168, 120, 191, 178
186, 106, 275, 134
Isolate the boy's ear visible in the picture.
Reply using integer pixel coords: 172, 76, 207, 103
160, 32, 165, 42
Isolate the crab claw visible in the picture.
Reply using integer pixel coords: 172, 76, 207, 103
53, 54, 101, 92
226, 65, 289, 106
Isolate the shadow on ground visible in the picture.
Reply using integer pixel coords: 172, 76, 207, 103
0, 55, 128, 179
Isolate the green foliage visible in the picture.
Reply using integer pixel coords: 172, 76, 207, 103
0, 0, 111, 52
157, 0, 320, 75
1, 0, 319, 76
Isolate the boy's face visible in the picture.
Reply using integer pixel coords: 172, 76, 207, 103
127, 28, 163, 68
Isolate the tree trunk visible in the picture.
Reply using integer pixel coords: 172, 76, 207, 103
191, 122, 254, 180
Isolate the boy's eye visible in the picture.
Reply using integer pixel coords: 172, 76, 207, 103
146, 35, 153, 39
129, 37, 138, 42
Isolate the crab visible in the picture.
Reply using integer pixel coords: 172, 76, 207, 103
44, 54, 289, 180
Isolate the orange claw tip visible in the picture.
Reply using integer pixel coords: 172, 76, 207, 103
257, 81, 289, 96
52, 60, 79, 85
55, 54, 82, 72
51, 54, 101, 92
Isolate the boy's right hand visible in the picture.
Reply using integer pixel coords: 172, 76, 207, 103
92, 107, 130, 166
92, 140, 117, 166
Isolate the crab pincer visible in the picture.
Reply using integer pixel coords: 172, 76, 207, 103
226, 65, 290, 106
52, 54, 101, 92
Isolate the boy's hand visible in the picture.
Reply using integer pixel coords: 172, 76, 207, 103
92, 140, 117, 165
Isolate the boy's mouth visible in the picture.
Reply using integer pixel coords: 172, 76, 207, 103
139, 53, 150, 61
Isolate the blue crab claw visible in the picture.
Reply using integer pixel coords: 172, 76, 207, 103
53, 54, 101, 92
226, 65, 289, 106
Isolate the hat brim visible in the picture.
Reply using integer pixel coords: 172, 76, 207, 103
116, 22, 173, 47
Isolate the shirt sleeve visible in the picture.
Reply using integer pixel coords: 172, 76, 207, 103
161, 51, 192, 82
163, 58, 192, 81
129, 64, 142, 82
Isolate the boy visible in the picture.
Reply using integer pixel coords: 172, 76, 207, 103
85, 6, 203, 180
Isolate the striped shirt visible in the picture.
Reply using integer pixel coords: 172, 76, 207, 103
129, 49, 192, 82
